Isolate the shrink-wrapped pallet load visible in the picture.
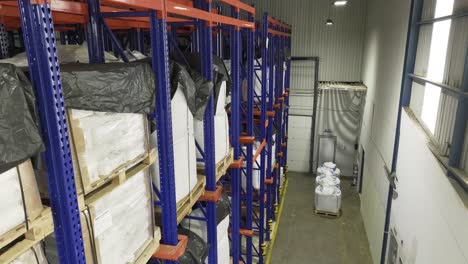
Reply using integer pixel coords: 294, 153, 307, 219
81, 166, 154, 264
8, 243, 47, 264
0, 160, 43, 240
45, 166, 156, 264
68, 109, 149, 195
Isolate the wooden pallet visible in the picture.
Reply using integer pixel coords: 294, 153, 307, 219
78, 149, 157, 211
175, 176, 206, 224
197, 148, 234, 182
75, 146, 156, 196
134, 227, 162, 264
0, 207, 54, 263
314, 208, 342, 219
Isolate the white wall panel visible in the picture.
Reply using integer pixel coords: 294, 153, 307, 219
255, 0, 366, 81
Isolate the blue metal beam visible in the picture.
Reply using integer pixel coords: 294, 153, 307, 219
258, 13, 269, 263
149, 9, 179, 264
86, 0, 105, 63
230, 6, 242, 263
18, 1, 86, 263
245, 9, 255, 264
0, 23, 9, 59
195, 0, 218, 262
381, 0, 424, 263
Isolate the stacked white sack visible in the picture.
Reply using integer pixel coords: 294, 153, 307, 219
151, 88, 198, 203
315, 162, 342, 213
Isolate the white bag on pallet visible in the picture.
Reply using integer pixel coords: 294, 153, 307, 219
181, 210, 230, 264
151, 88, 198, 203
315, 185, 341, 213
194, 82, 230, 164
0, 160, 43, 238
9, 243, 47, 264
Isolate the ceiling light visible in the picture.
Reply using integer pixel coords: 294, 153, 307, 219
333, 0, 348, 6
325, 19, 334, 26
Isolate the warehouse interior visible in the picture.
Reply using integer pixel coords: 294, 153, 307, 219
0, 0, 467, 264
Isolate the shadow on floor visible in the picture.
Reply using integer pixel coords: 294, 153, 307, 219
270, 172, 372, 264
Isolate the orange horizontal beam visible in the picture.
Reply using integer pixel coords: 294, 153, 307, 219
265, 178, 273, 185
254, 110, 275, 117
273, 104, 281, 109
101, 0, 163, 12
49, 0, 87, 15
268, 16, 291, 30
230, 157, 244, 169
199, 186, 223, 202
252, 139, 267, 162
153, 235, 188, 260
240, 136, 255, 144
267, 28, 291, 37
218, 0, 255, 15
278, 97, 285, 103
277, 152, 283, 158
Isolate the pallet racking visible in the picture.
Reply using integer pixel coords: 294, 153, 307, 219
0, 1, 291, 263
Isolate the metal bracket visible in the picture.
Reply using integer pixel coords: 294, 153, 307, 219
384, 165, 399, 193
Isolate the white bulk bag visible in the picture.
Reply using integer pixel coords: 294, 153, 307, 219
194, 82, 230, 164
315, 185, 341, 213
151, 88, 198, 203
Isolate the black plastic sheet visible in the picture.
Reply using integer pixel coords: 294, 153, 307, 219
0, 63, 44, 173
216, 188, 231, 225
178, 227, 210, 264
172, 53, 231, 116
169, 60, 211, 120
61, 62, 156, 114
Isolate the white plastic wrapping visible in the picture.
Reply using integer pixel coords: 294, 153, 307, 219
86, 168, 153, 264
315, 174, 341, 187
0, 168, 24, 236
151, 88, 198, 203
194, 82, 230, 164
0, 160, 42, 237
317, 162, 341, 177
315, 185, 341, 213
68, 109, 148, 192
10, 243, 47, 264
181, 210, 230, 264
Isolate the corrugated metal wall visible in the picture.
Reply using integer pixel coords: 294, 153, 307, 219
254, 0, 367, 81
410, 2, 468, 171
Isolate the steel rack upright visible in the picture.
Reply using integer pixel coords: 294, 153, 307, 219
251, 13, 291, 263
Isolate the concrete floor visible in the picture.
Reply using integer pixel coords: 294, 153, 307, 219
270, 172, 372, 264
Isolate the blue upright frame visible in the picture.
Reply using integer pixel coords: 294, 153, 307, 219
18, 1, 86, 262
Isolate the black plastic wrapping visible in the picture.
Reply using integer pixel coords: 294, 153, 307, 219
169, 60, 211, 120
0, 63, 44, 173
216, 189, 231, 224
60, 62, 156, 114
172, 53, 231, 116
178, 227, 210, 264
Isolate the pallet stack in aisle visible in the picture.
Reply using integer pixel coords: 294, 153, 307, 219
315, 162, 342, 218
